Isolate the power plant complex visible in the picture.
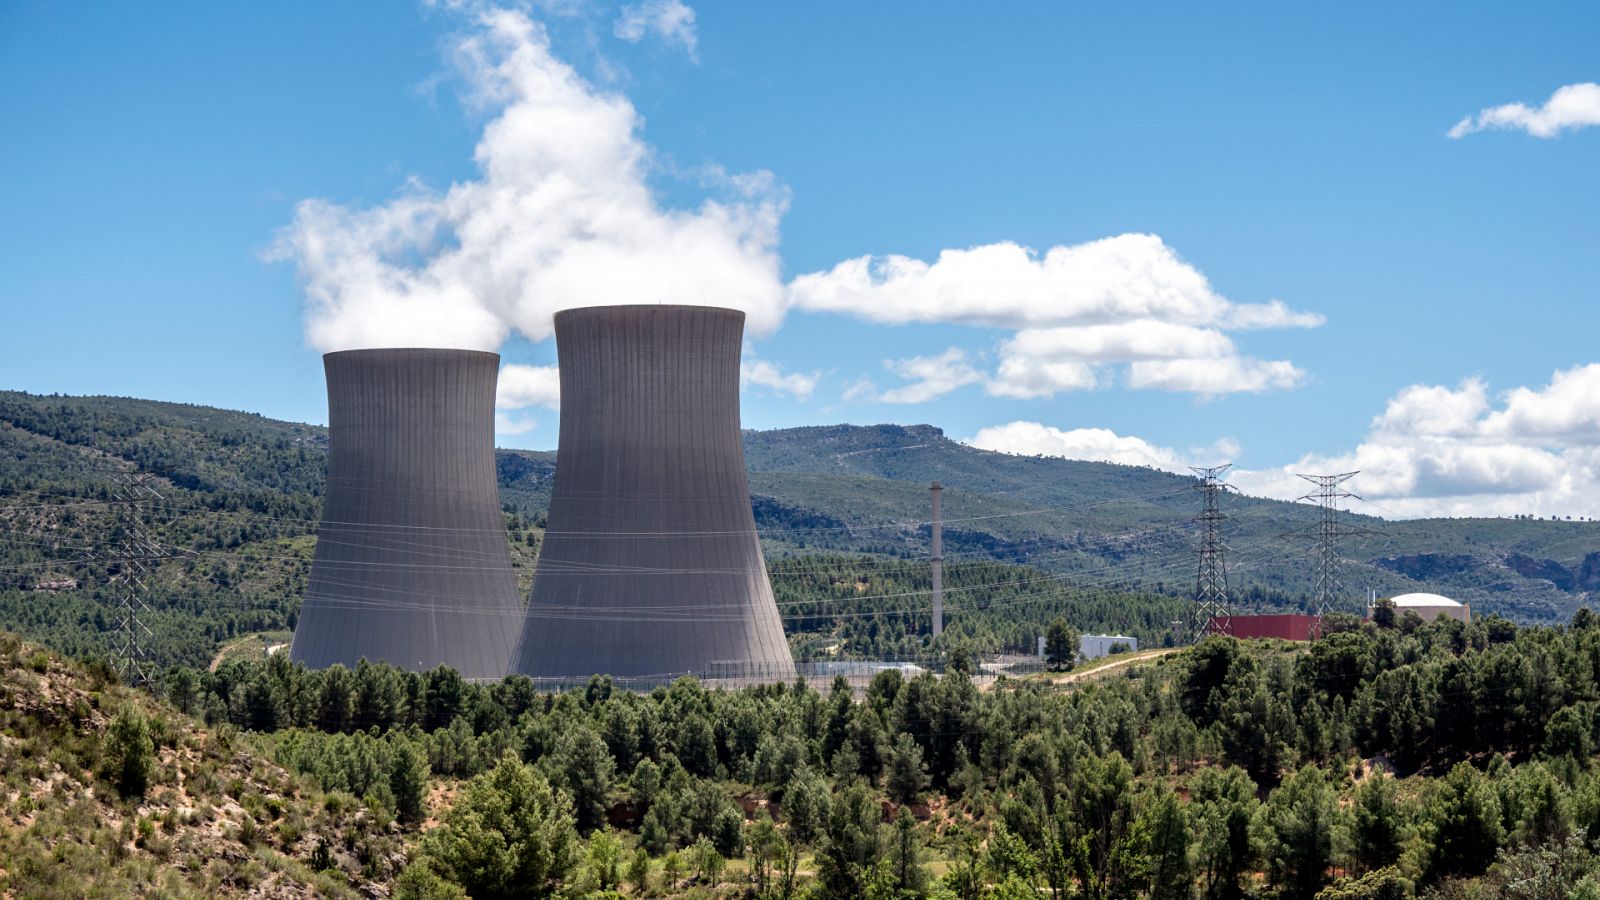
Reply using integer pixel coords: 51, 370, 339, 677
283, 305, 1398, 686
288, 307, 796, 684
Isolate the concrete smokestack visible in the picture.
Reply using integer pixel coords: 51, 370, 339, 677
512, 305, 795, 685
289, 349, 522, 680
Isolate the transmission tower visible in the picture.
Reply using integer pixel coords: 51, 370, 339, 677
1292, 472, 1378, 637
101, 472, 164, 685
1191, 465, 1235, 641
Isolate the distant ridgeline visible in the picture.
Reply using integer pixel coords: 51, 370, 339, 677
1, 390, 1597, 671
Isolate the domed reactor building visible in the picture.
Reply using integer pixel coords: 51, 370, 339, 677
512, 305, 795, 686
290, 349, 523, 680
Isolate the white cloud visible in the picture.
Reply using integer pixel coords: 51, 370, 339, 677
494, 412, 539, 435
613, 0, 698, 60
741, 356, 820, 401
875, 348, 985, 404
1449, 82, 1600, 139
967, 422, 1190, 471
1232, 365, 1600, 518
1483, 364, 1600, 443
274, 5, 1315, 413
270, 6, 784, 354
1370, 379, 1488, 437
794, 235, 1319, 401
1127, 357, 1305, 395
1221, 299, 1326, 330
966, 421, 1240, 474
1001, 321, 1235, 362
497, 363, 562, 409
987, 355, 1099, 399
841, 377, 877, 403
791, 235, 1236, 329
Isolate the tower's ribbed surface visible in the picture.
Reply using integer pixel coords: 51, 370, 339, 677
512, 305, 795, 684
290, 349, 521, 680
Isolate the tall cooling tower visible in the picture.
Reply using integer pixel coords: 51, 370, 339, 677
290, 349, 522, 680
512, 305, 795, 685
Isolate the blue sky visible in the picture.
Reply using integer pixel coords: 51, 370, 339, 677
2, 2, 1598, 517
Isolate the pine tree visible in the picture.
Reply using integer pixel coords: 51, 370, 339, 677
1350, 775, 1402, 873
1045, 618, 1079, 672
1259, 765, 1340, 900
886, 732, 930, 804
884, 808, 929, 895
103, 705, 155, 799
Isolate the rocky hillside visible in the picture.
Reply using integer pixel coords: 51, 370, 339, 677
0, 632, 406, 897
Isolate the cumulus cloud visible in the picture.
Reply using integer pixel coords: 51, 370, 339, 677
1449, 82, 1600, 139
796, 235, 1319, 401
1483, 364, 1600, 442
497, 363, 562, 409
987, 354, 1098, 399
494, 412, 539, 435
793, 235, 1238, 329
274, 4, 1317, 418
1127, 357, 1304, 395
1231, 365, 1600, 518
1369, 379, 1488, 437
967, 421, 1214, 472
741, 355, 820, 401
270, 5, 785, 355
613, 0, 698, 60
871, 348, 986, 404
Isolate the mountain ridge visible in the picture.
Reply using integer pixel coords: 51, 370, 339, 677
3, 389, 1597, 627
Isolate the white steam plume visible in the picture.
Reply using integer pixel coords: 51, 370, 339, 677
270, 6, 787, 354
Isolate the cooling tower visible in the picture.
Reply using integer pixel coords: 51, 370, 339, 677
290, 349, 522, 680
512, 305, 795, 685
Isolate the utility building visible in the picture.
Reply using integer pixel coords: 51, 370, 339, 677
1211, 614, 1321, 642
1381, 592, 1470, 623
512, 305, 795, 686
290, 349, 523, 680
1079, 634, 1139, 660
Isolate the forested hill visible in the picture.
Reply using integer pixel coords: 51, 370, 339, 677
733, 424, 1600, 623
3, 390, 1599, 631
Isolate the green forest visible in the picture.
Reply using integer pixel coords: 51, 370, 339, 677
5, 391, 1600, 896
11, 613, 1600, 896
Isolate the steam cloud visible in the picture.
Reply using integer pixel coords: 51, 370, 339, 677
270, 6, 787, 354
272, 4, 1320, 405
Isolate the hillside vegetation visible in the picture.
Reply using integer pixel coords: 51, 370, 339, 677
0, 632, 405, 897
2, 390, 1596, 674
13, 609, 1600, 896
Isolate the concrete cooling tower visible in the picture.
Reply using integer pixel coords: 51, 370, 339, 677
512, 305, 795, 685
290, 349, 522, 680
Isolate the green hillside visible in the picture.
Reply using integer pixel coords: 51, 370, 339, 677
736, 424, 1600, 623
1, 389, 1597, 678
16, 611, 1600, 897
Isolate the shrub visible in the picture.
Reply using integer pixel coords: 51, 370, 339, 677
101, 705, 155, 799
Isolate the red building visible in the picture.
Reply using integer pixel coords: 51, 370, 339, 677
1209, 614, 1320, 642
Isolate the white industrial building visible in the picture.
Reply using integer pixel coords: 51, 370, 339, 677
1079, 634, 1139, 660
1379, 592, 1470, 623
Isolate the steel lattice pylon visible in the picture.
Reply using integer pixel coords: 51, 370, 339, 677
1191, 465, 1235, 641
104, 472, 164, 686
1293, 472, 1378, 638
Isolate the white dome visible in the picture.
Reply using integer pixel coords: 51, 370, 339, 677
1388, 592, 1462, 608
